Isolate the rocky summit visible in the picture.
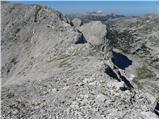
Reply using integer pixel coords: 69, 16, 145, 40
1, 2, 159, 119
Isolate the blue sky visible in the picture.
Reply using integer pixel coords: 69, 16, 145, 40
9, 1, 159, 16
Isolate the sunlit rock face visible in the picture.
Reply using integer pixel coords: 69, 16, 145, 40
78, 21, 112, 59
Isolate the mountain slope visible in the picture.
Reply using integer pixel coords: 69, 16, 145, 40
1, 2, 158, 119
105, 15, 159, 98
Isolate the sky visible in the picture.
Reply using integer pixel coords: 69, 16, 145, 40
9, 1, 159, 16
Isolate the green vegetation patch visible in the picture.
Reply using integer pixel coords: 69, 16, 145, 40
133, 64, 156, 89
137, 65, 155, 79
132, 79, 143, 89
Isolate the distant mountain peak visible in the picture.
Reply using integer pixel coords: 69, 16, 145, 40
97, 10, 103, 13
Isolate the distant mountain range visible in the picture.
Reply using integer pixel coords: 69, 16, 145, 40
67, 11, 125, 23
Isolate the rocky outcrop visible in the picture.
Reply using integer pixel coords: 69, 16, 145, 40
78, 21, 112, 59
1, 2, 158, 119
1, 2, 89, 85
79, 21, 107, 46
72, 18, 82, 27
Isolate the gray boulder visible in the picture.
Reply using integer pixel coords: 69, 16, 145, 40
72, 18, 82, 27
78, 21, 112, 59
79, 21, 107, 46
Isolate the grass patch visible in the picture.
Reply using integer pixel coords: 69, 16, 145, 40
132, 79, 143, 89
128, 87, 134, 93
133, 64, 155, 89
137, 65, 155, 79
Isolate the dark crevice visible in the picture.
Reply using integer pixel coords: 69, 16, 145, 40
111, 51, 132, 70
102, 46, 105, 52
117, 70, 134, 88
70, 21, 74, 26
75, 33, 87, 44
34, 6, 41, 23
120, 75, 134, 88
130, 94, 136, 105
154, 102, 159, 116
105, 66, 120, 81
105, 65, 134, 89
120, 87, 128, 91
7, 69, 10, 74
15, 28, 20, 34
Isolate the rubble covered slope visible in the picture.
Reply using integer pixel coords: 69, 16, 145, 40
1, 2, 159, 119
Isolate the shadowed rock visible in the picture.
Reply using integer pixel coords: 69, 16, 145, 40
105, 66, 120, 81
111, 51, 132, 70
154, 102, 159, 116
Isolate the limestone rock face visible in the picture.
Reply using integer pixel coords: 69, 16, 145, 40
78, 21, 112, 59
79, 21, 107, 46
1, 2, 88, 85
1, 2, 158, 119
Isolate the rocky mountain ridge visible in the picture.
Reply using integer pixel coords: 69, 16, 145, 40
1, 2, 159, 119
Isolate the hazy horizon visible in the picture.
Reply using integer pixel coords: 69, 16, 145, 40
9, 1, 159, 16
